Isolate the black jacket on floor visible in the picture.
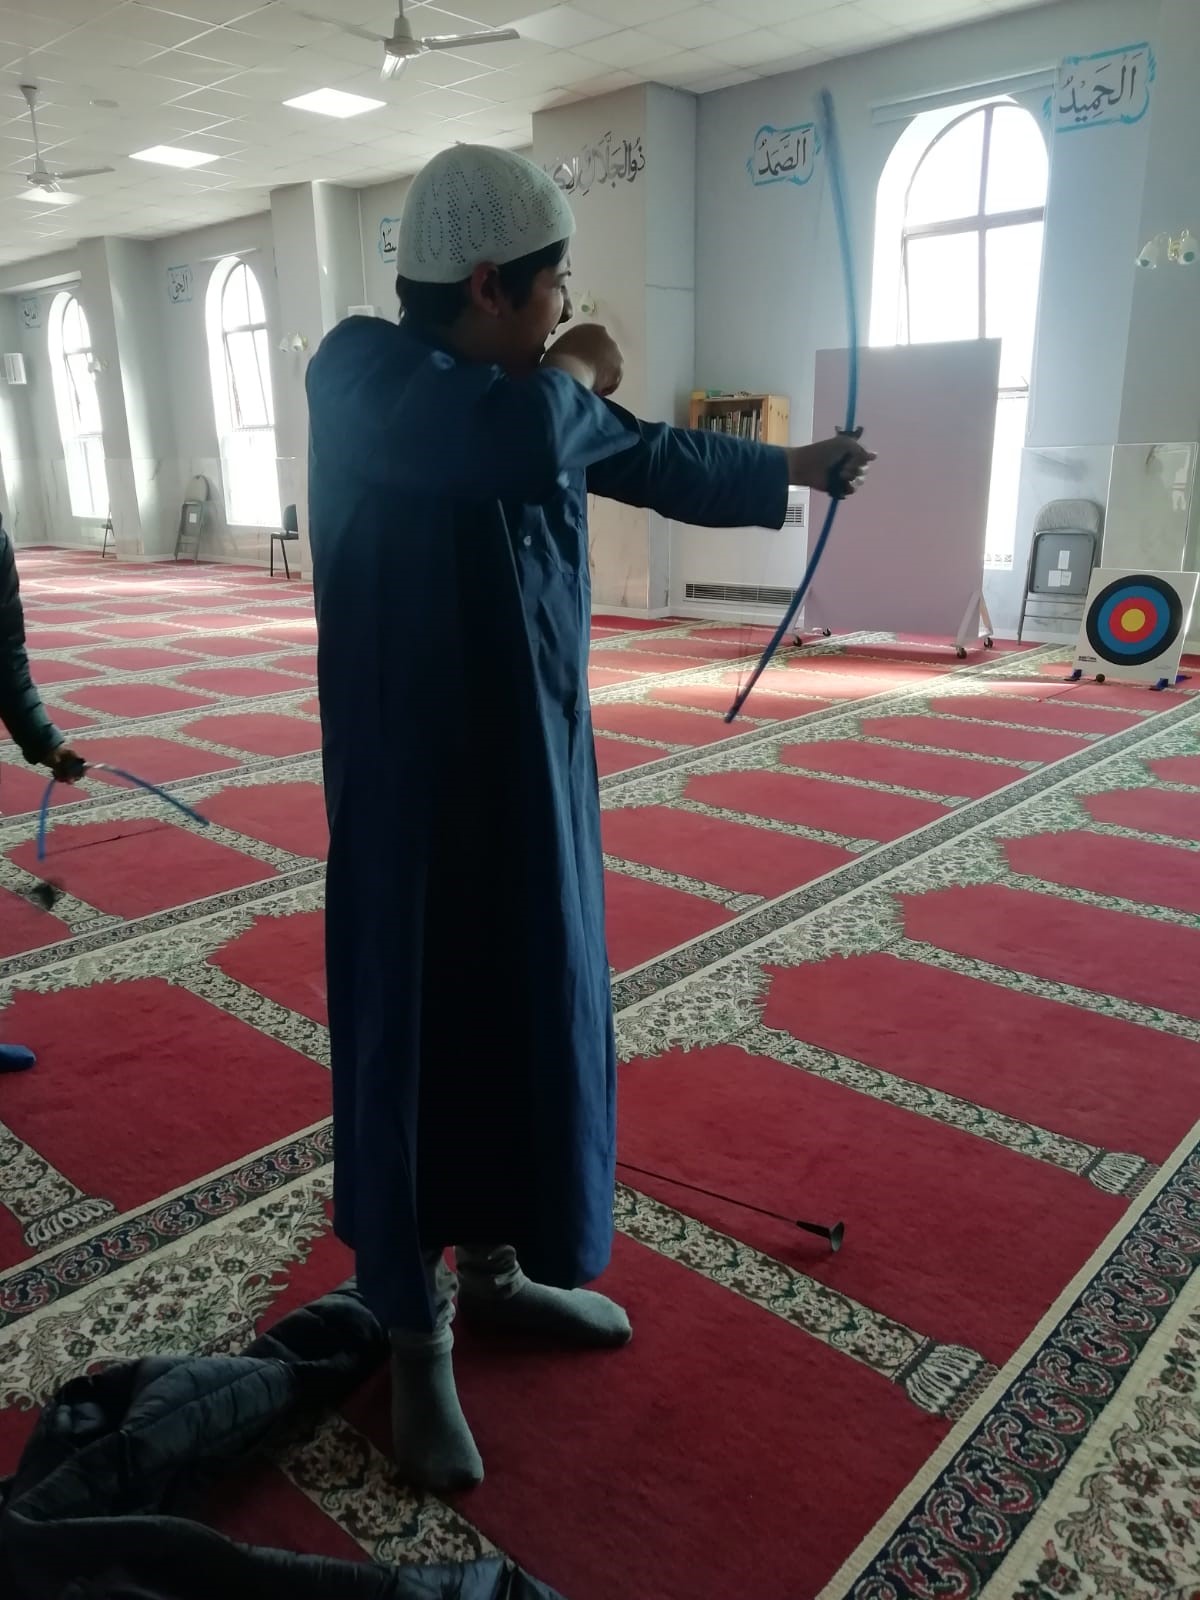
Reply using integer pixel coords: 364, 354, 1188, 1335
0, 522, 61, 763
0, 1285, 566, 1600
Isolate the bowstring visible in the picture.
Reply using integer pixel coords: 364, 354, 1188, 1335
727, 88, 860, 723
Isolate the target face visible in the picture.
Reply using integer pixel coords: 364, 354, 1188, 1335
1084, 574, 1183, 667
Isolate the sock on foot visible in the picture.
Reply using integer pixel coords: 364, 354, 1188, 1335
390, 1336, 483, 1493
0, 1044, 36, 1074
459, 1266, 632, 1349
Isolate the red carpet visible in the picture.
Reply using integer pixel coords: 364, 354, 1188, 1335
2, 549, 1199, 1600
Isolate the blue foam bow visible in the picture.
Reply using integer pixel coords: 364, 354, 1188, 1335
725, 87, 861, 724
36, 763, 210, 863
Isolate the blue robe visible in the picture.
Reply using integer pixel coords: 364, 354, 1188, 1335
306, 318, 790, 1331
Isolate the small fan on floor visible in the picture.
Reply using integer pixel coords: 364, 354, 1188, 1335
296, 1, 520, 80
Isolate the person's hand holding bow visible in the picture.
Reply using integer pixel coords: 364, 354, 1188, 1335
788, 432, 875, 498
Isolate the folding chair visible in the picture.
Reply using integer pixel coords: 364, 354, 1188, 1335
1017, 499, 1103, 641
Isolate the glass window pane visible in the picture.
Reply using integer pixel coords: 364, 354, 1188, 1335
985, 105, 1049, 214
66, 353, 102, 433
243, 265, 266, 324
904, 231, 980, 343
223, 428, 280, 525
253, 327, 275, 425
63, 296, 88, 352
223, 263, 251, 329
985, 222, 1043, 388
82, 435, 108, 518
984, 391, 1027, 569
225, 331, 269, 427
64, 444, 91, 518
905, 110, 984, 226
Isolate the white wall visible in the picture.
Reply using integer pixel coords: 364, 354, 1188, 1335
0, 293, 61, 547
313, 183, 367, 328
533, 93, 652, 610
358, 174, 411, 316
0, 294, 47, 545
1118, 0, 1200, 457
644, 87, 698, 610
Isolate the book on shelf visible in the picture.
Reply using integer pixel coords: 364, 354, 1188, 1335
698, 408, 763, 441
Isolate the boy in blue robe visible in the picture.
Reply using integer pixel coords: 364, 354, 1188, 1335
306, 145, 872, 1491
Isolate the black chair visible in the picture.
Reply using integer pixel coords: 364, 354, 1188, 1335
271, 503, 299, 578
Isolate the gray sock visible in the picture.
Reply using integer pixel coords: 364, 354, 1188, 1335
457, 1245, 632, 1348
389, 1331, 483, 1493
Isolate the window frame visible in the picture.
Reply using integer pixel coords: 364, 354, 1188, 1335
900, 103, 1046, 398
896, 101, 1048, 571
49, 291, 109, 520
205, 256, 281, 528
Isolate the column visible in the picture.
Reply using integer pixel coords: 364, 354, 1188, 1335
533, 85, 697, 614
269, 182, 367, 575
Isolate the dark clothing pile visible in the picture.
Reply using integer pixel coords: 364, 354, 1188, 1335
0, 1285, 566, 1600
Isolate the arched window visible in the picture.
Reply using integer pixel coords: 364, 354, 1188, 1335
205, 257, 280, 526
873, 101, 1048, 569
48, 292, 108, 519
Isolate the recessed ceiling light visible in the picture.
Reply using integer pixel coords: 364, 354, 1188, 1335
17, 188, 79, 206
130, 145, 219, 169
283, 87, 386, 119
90, 98, 119, 109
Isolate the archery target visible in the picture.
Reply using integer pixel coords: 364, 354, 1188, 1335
1074, 568, 1198, 684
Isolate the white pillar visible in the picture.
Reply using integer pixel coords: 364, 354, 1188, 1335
533, 85, 698, 614
269, 182, 367, 576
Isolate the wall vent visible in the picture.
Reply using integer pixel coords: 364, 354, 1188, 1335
685, 582, 795, 606
3, 353, 27, 385
783, 498, 805, 526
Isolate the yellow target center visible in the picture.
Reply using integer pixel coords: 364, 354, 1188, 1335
1122, 607, 1146, 632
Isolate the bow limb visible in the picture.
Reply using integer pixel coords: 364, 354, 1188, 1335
724, 88, 860, 724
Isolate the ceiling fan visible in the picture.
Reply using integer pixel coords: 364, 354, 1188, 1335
303, 1, 520, 81
18, 84, 113, 193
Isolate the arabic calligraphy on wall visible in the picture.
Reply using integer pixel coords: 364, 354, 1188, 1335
748, 121, 820, 187
19, 296, 41, 331
378, 216, 400, 265
1052, 42, 1155, 131
544, 131, 646, 196
166, 265, 193, 305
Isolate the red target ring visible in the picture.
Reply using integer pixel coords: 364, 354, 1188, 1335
1109, 598, 1157, 643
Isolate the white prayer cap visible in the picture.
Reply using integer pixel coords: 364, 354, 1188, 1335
396, 144, 575, 284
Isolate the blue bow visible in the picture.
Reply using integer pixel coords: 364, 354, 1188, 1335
37, 764, 210, 862
725, 88, 861, 724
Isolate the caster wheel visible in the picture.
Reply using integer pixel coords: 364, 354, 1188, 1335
1096, 673, 1106, 684
821, 628, 831, 639
956, 645, 967, 659
984, 635, 994, 649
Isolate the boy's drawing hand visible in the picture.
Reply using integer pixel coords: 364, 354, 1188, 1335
544, 324, 625, 399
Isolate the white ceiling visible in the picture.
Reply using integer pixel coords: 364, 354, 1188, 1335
0, 0, 1052, 268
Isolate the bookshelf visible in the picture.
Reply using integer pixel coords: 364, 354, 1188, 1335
688, 391, 789, 446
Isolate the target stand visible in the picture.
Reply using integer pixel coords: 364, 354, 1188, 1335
1071, 569, 1198, 689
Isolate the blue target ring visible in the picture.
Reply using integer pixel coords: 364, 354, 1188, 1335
1085, 574, 1182, 667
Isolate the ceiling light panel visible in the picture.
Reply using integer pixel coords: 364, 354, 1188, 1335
130, 144, 221, 167
283, 88, 387, 118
